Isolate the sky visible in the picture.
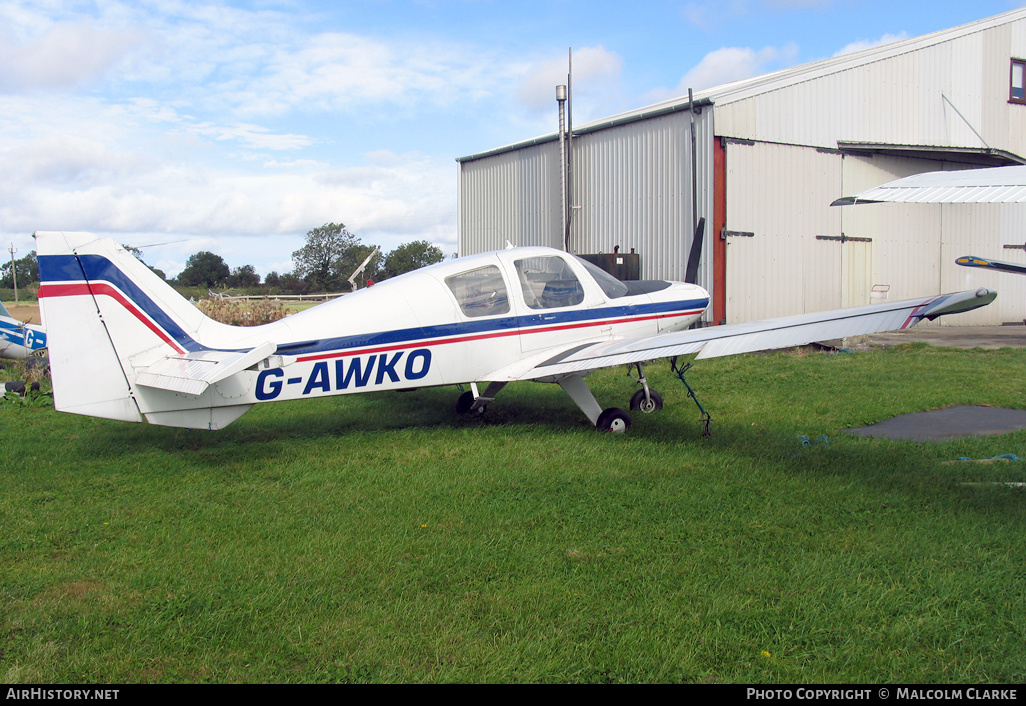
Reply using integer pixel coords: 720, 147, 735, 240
2, 0, 1025, 280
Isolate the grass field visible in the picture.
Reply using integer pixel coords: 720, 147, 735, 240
2, 303, 41, 326
2, 344, 1026, 683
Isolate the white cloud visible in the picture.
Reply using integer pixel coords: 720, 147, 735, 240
202, 31, 507, 118
833, 32, 909, 57
0, 3, 540, 275
644, 43, 799, 102
0, 21, 148, 92
682, 0, 752, 31
515, 46, 624, 114
189, 122, 314, 151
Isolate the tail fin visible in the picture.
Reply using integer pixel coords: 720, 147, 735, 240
36, 232, 269, 429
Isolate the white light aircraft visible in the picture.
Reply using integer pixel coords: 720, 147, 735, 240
0, 300, 47, 360
35, 231, 996, 432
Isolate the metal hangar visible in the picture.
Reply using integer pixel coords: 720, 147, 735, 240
457, 8, 1026, 326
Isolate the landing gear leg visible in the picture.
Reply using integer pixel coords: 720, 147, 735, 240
558, 374, 631, 433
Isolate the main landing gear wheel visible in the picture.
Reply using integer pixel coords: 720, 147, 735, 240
629, 388, 663, 413
596, 408, 631, 433
456, 390, 483, 414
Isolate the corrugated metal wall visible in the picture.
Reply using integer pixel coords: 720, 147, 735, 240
937, 202, 1026, 325
715, 22, 1026, 154
568, 110, 714, 286
459, 143, 563, 253
459, 109, 715, 297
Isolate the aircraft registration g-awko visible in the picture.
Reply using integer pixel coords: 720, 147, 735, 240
36, 231, 996, 432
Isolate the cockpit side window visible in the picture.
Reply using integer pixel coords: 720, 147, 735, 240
444, 265, 510, 318
514, 256, 585, 309
574, 256, 629, 299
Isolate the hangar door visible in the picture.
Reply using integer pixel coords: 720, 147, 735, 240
723, 141, 842, 323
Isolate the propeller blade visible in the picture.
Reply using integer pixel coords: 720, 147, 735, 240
684, 217, 705, 285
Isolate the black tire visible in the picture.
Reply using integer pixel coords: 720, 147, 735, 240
456, 390, 487, 415
596, 407, 631, 433
4, 381, 26, 395
629, 389, 663, 413
456, 390, 475, 414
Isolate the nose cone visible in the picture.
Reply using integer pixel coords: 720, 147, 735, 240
648, 280, 711, 332
665, 280, 710, 308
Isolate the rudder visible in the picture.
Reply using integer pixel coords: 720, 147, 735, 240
36, 231, 208, 423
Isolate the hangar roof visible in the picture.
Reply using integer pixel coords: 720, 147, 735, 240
457, 7, 1026, 164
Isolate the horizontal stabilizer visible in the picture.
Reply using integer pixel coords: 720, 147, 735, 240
136, 342, 277, 396
515, 288, 997, 379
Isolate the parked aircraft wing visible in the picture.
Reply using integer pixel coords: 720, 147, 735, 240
507, 289, 997, 379
135, 341, 278, 396
831, 165, 1026, 205
956, 255, 1026, 276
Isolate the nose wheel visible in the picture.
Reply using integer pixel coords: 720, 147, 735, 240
627, 363, 663, 414
629, 388, 663, 413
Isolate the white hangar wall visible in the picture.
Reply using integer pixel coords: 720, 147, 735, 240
714, 9, 1026, 325
723, 139, 1026, 325
713, 13, 1026, 151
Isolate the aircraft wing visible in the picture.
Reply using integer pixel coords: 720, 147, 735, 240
496, 289, 996, 381
134, 342, 277, 396
831, 165, 1026, 205
956, 255, 1026, 276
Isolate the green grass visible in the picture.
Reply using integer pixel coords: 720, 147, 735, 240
3, 344, 1026, 683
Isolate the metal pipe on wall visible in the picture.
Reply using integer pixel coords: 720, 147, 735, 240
557, 84, 568, 251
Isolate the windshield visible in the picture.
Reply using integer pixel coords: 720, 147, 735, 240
574, 256, 629, 299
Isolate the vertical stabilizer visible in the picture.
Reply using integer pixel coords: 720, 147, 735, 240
36, 232, 208, 423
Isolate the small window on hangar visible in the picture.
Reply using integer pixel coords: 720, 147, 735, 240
1010, 58, 1026, 103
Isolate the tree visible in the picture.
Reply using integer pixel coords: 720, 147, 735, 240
292, 223, 380, 291
278, 272, 311, 295
383, 240, 445, 279
229, 264, 260, 288
177, 251, 230, 288
1, 251, 38, 289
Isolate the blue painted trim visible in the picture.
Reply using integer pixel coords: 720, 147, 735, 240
39, 253, 708, 359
